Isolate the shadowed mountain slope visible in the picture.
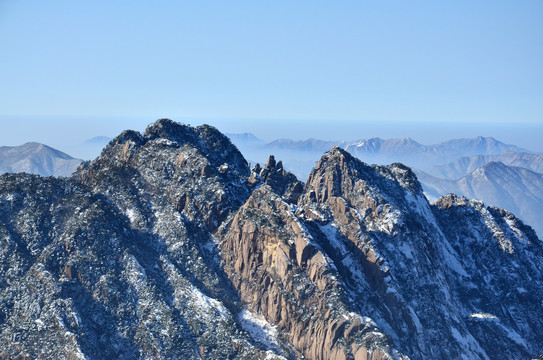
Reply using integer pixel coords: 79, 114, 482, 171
1, 120, 541, 359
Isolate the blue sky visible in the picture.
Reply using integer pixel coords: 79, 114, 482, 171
0, 1, 542, 155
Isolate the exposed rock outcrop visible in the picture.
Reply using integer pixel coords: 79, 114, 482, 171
248, 155, 304, 204
219, 186, 402, 359
1, 120, 542, 360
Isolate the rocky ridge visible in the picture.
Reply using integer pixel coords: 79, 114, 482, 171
0, 119, 542, 359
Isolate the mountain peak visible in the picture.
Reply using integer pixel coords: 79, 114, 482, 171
399, 136, 417, 143
0, 142, 83, 177
20, 141, 45, 148
470, 161, 519, 179
142, 118, 230, 147
303, 146, 425, 213
248, 154, 303, 203
434, 193, 471, 209
2, 121, 543, 360
143, 118, 196, 143
320, 146, 422, 191
95, 119, 250, 179
225, 132, 264, 146
324, 145, 356, 163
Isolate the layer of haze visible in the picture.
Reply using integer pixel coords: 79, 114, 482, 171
0, 1, 541, 158
0, 117, 542, 161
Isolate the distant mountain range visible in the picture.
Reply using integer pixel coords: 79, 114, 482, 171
0, 142, 83, 177
426, 151, 543, 180
227, 134, 529, 180
227, 133, 542, 238
265, 138, 346, 153
415, 162, 543, 237
225, 133, 265, 147
0, 137, 115, 178
344, 136, 528, 170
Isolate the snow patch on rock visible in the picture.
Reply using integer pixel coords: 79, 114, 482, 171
238, 308, 281, 353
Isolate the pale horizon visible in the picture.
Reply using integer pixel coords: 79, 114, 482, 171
0, 117, 542, 161
0, 2, 541, 158
1, 2, 541, 156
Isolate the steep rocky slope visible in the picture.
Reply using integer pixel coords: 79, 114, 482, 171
0, 121, 281, 359
1, 119, 542, 359
291, 149, 543, 359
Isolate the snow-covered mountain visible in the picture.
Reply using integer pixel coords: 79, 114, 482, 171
0, 142, 83, 177
426, 151, 543, 180
344, 136, 528, 170
227, 135, 528, 180
415, 162, 543, 238
1, 119, 542, 359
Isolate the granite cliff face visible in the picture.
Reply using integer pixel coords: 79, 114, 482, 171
294, 148, 543, 359
1, 120, 542, 359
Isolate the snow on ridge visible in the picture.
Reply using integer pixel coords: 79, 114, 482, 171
405, 190, 435, 222
152, 138, 177, 147
504, 218, 531, 245
189, 285, 229, 319
469, 312, 498, 319
449, 326, 489, 360
375, 208, 402, 235
467, 313, 528, 348
320, 222, 387, 296
126, 208, 136, 223
439, 239, 469, 277
498, 323, 528, 347
264, 350, 287, 360
480, 206, 515, 254
125, 254, 147, 291
238, 308, 282, 353
63, 331, 89, 360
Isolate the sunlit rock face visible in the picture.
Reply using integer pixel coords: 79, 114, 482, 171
1, 119, 542, 359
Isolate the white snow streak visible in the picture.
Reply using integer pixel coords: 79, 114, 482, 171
238, 309, 281, 352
